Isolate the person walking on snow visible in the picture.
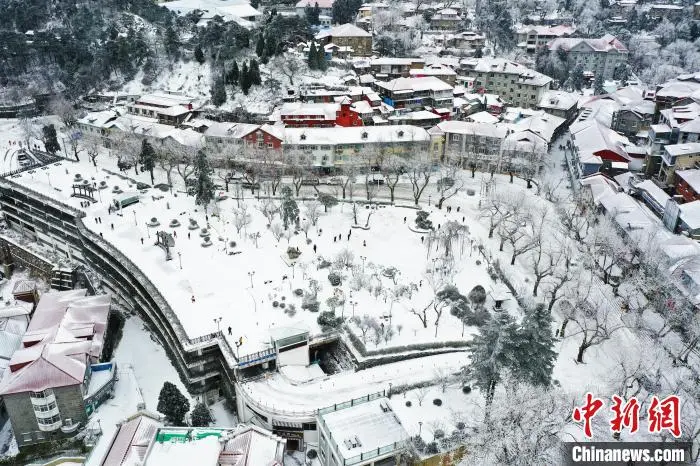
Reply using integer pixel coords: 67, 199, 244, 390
191, 295, 196, 303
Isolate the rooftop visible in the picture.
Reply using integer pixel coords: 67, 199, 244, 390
316, 23, 372, 39
675, 169, 700, 193
547, 34, 628, 53
319, 398, 409, 461
375, 76, 453, 93
281, 125, 430, 145
664, 142, 700, 157
459, 58, 552, 87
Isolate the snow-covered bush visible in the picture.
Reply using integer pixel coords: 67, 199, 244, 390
468, 285, 487, 307
415, 210, 433, 230
272, 301, 279, 308
456, 421, 466, 430
434, 429, 445, 439
307, 450, 317, 459
302, 300, 319, 312
425, 442, 439, 454
327, 272, 341, 286
412, 436, 426, 452
287, 247, 301, 259
433, 398, 442, 406
319, 259, 331, 269
405, 401, 412, 407
317, 311, 343, 332
294, 288, 304, 297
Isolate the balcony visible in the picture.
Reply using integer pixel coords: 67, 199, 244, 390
34, 405, 60, 419
37, 419, 62, 432
30, 392, 56, 407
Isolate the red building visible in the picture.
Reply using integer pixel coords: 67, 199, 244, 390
674, 169, 700, 203
241, 125, 284, 149
276, 100, 363, 128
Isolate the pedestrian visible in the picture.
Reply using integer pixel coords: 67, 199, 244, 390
462, 216, 465, 222
456, 206, 460, 212
140, 237, 144, 244
313, 244, 317, 253
100, 232, 103, 237
191, 295, 196, 303
348, 229, 352, 238
173, 230, 177, 238
419, 280, 422, 287
421, 236, 424, 243
111, 223, 114, 230
403, 216, 407, 223
188, 232, 191, 239
228, 326, 232, 336
347, 233, 350, 241
206, 214, 209, 222
94, 218, 98, 224
363, 240, 366, 247
334, 236, 337, 243
438, 224, 440, 229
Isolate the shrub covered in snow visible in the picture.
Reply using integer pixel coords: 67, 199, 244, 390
319, 259, 331, 269
468, 285, 487, 307
272, 301, 279, 308
302, 300, 319, 312
317, 311, 343, 331
190, 402, 212, 427
287, 247, 301, 260
405, 401, 412, 407
434, 429, 445, 439
433, 398, 442, 406
415, 210, 433, 230
294, 288, 304, 297
328, 272, 341, 286
425, 441, 438, 454
462, 386, 471, 394
307, 450, 318, 459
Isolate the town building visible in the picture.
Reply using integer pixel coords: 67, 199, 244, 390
0, 290, 114, 448
546, 34, 628, 80
98, 410, 286, 465
514, 24, 576, 53
296, 0, 334, 18
648, 4, 684, 20
536, 90, 579, 122
317, 397, 409, 466
654, 74, 700, 111
374, 76, 453, 110
674, 169, 700, 203
409, 64, 457, 86
363, 58, 425, 79
125, 92, 198, 125
162, 0, 262, 28
444, 31, 486, 53
429, 8, 462, 30
273, 99, 364, 128
657, 143, 700, 186
315, 24, 373, 57
570, 118, 632, 176
459, 58, 552, 109
611, 99, 656, 138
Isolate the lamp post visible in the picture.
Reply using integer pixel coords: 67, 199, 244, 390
213, 316, 222, 332
178, 252, 182, 269
419, 421, 423, 436
360, 255, 366, 273
351, 300, 358, 317
133, 210, 137, 226
428, 195, 431, 206
388, 382, 393, 397
248, 271, 255, 288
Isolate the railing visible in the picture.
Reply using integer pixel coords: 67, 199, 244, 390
0, 177, 85, 219
237, 348, 276, 368
343, 442, 406, 465
317, 391, 385, 415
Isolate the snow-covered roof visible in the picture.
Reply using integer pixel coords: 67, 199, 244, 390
675, 169, 700, 193
296, 0, 334, 7
537, 90, 578, 111
204, 121, 260, 139
409, 65, 457, 78
459, 58, 552, 87
133, 93, 197, 108
515, 24, 576, 37
369, 57, 425, 66
281, 125, 430, 146
375, 76, 453, 93
316, 23, 372, 39
388, 110, 441, 122
570, 118, 629, 162
465, 111, 499, 124
0, 291, 110, 395
547, 34, 628, 53
319, 398, 409, 460
99, 410, 163, 466
432, 120, 509, 139
633, 180, 671, 210
680, 201, 700, 231
279, 102, 340, 121
510, 110, 566, 143
664, 142, 700, 157
163, 0, 262, 20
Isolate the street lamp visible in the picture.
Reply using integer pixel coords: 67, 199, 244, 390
248, 271, 255, 288
178, 252, 182, 269
133, 210, 137, 226
351, 300, 358, 317
418, 421, 423, 436
213, 316, 222, 332
428, 195, 431, 206
360, 255, 366, 273
388, 382, 393, 397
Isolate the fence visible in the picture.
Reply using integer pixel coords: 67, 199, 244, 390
317, 391, 386, 415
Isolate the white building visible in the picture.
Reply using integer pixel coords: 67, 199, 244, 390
296, 0, 334, 18
546, 34, 629, 80
317, 397, 409, 466
162, 0, 262, 28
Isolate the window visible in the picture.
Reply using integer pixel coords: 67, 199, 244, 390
34, 402, 57, 412
257, 141, 263, 148
267, 143, 273, 148
37, 414, 61, 426
303, 422, 317, 430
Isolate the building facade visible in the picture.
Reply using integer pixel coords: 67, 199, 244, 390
546, 34, 628, 80
316, 24, 373, 57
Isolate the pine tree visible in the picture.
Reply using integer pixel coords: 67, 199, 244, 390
211, 76, 226, 107
42, 124, 61, 154
157, 381, 190, 425
281, 186, 299, 230
228, 61, 239, 85
594, 74, 604, 95
571, 63, 584, 91
306, 2, 321, 25
190, 402, 213, 427
249, 59, 262, 85
308, 41, 319, 69
265, 34, 277, 58
466, 311, 519, 410
194, 150, 215, 212
316, 43, 327, 70
513, 304, 557, 387
194, 45, 205, 64
240, 61, 251, 94
139, 140, 157, 185
256, 34, 266, 58
164, 25, 180, 59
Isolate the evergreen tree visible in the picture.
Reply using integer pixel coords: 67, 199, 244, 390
194, 150, 215, 211
316, 43, 327, 71
513, 304, 557, 387
228, 61, 239, 85
164, 25, 180, 59
157, 381, 190, 425
594, 73, 605, 95
194, 45, 205, 64
211, 75, 227, 107
256, 34, 266, 58
42, 124, 61, 154
250, 0, 259, 8
331, 0, 362, 24
139, 139, 157, 185
570, 63, 584, 91
240, 61, 251, 94
308, 41, 319, 69
264, 34, 277, 58
281, 186, 299, 230
466, 311, 519, 410
306, 2, 321, 25
249, 59, 262, 85
191, 402, 213, 427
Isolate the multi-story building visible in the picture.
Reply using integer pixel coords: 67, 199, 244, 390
459, 58, 552, 109
274, 99, 364, 128
430, 8, 462, 30
374, 76, 453, 110
409, 64, 457, 86
296, 0, 334, 18
317, 397, 409, 466
536, 90, 579, 122
674, 169, 700, 203
125, 92, 198, 125
648, 4, 685, 20
315, 24, 373, 57
658, 101, 700, 145
546, 34, 628, 80
514, 25, 576, 53
658, 143, 700, 186
444, 31, 486, 52
365, 58, 426, 79
0, 290, 114, 448
611, 99, 656, 138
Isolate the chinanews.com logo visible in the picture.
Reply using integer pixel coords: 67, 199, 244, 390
564, 392, 692, 465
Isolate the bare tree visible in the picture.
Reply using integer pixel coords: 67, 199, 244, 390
232, 203, 252, 235
435, 164, 464, 209
415, 386, 429, 406
272, 54, 301, 86
351, 315, 376, 344
380, 154, 404, 204
587, 216, 629, 284
299, 218, 311, 239
270, 221, 284, 242
408, 302, 431, 328
335, 248, 354, 268
176, 149, 196, 186
568, 291, 626, 363
407, 161, 432, 206
258, 198, 279, 225
48, 95, 78, 128
304, 200, 322, 226
339, 165, 357, 200
81, 133, 103, 167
